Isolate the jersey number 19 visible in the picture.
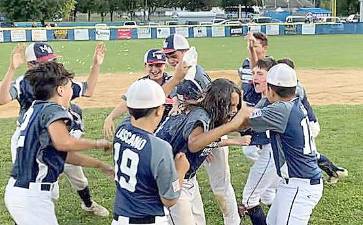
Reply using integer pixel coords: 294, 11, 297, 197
114, 143, 139, 192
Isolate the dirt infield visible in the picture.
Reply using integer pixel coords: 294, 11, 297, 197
0, 69, 362, 118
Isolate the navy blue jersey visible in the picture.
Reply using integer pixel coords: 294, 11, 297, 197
238, 58, 253, 86
296, 82, 317, 122
9, 75, 87, 123
68, 104, 84, 138
155, 107, 211, 178
113, 119, 179, 217
250, 98, 322, 180
11, 101, 71, 186
176, 65, 211, 101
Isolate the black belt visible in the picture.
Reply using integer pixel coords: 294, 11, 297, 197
284, 178, 321, 185
13, 180, 53, 191
113, 214, 155, 224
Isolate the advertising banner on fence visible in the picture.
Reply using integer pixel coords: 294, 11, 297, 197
230, 26, 243, 36
248, 25, 261, 33
156, 27, 170, 38
117, 28, 132, 39
53, 29, 68, 40
175, 27, 189, 37
285, 24, 297, 35
96, 29, 110, 40
212, 26, 225, 37
137, 27, 151, 39
74, 29, 89, 40
302, 24, 315, 34
32, 29, 47, 41
193, 26, 207, 37
0, 31, 3, 42
266, 25, 280, 35
11, 30, 26, 42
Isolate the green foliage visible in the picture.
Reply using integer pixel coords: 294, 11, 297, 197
0, 0, 76, 23
0, 105, 362, 224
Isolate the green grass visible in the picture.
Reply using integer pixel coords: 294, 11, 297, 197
0, 34, 363, 79
0, 105, 362, 225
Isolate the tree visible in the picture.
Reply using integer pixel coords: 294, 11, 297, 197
337, 0, 359, 16
0, 0, 76, 24
76, 0, 96, 21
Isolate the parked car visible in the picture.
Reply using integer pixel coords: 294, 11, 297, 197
212, 18, 226, 24
165, 21, 178, 26
123, 21, 137, 26
319, 16, 342, 24
0, 22, 15, 27
286, 16, 306, 23
216, 19, 244, 26
200, 22, 213, 26
346, 14, 360, 23
251, 16, 273, 23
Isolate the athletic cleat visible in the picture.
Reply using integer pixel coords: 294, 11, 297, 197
81, 200, 109, 217
326, 167, 348, 184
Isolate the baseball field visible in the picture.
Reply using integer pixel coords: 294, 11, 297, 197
0, 35, 363, 224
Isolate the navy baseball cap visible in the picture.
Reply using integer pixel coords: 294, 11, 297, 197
25, 42, 59, 62
144, 49, 166, 64
163, 34, 190, 54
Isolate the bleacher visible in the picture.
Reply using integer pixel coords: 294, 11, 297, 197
264, 0, 314, 8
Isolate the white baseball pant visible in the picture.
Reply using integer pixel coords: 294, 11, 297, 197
205, 143, 240, 225
5, 177, 60, 225
242, 144, 280, 209
266, 178, 323, 225
168, 176, 206, 225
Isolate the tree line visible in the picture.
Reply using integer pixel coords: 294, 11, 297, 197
0, 0, 359, 23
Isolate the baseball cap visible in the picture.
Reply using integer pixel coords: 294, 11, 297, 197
126, 79, 166, 109
144, 49, 166, 64
163, 34, 190, 54
25, 42, 59, 62
267, 63, 297, 87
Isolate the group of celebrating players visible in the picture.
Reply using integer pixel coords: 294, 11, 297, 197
0, 32, 348, 225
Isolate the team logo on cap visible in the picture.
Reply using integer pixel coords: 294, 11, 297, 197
39, 45, 53, 54
153, 51, 164, 60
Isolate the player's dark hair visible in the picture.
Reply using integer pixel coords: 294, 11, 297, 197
277, 58, 295, 69
267, 84, 296, 98
186, 79, 241, 128
255, 58, 277, 71
253, 32, 268, 46
25, 61, 74, 100
128, 106, 159, 120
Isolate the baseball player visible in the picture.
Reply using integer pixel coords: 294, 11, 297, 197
4, 61, 113, 225
0, 42, 109, 216
103, 48, 187, 140
112, 79, 190, 225
163, 34, 241, 225
240, 63, 323, 225
276, 58, 348, 184
155, 78, 251, 225
239, 58, 280, 225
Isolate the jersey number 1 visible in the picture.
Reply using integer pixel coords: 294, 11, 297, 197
114, 143, 139, 192
300, 118, 317, 155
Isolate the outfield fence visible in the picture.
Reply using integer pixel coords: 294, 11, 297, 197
0, 23, 363, 43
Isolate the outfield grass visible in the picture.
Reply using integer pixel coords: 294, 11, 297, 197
0, 105, 362, 225
0, 34, 363, 79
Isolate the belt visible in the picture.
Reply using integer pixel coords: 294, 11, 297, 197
10, 177, 56, 192
284, 178, 321, 185
113, 214, 155, 224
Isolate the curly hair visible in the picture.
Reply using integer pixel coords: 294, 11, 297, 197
25, 61, 74, 101
185, 78, 241, 128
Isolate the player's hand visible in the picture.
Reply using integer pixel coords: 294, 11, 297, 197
174, 61, 191, 82
95, 139, 112, 152
229, 107, 253, 130
205, 151, 215, 163
99, 163, 114, 180
103, 116, 115, 140
174, 152, 190, 174
10, 44, 26, 70
93, 42, 106, 66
